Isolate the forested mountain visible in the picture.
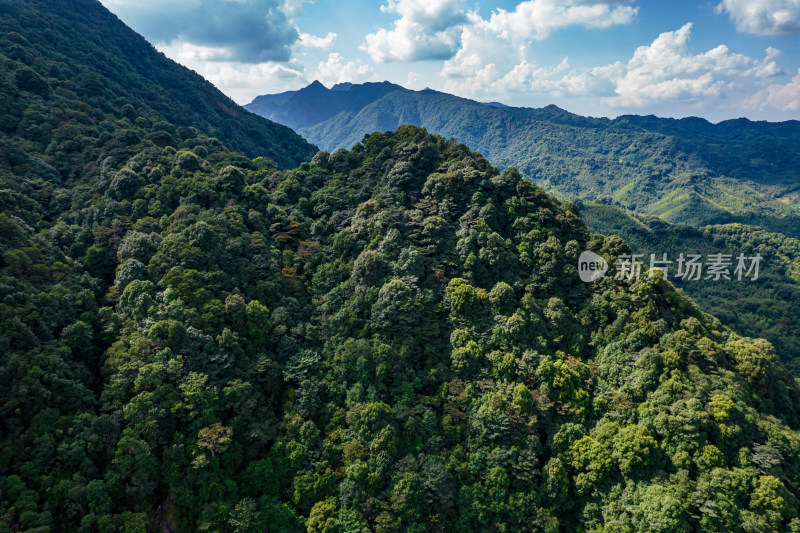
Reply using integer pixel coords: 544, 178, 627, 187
248, 81, 800, 376
247, 82, 800, 232
247, 81, 406, 131
580, 201, 800, 375
5, 109, 800, 529
0, 0, 317, 168
3, 0, 800, 531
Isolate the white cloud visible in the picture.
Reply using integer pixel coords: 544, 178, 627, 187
203, 61, 307, 90
100, 0, 300, 63
103, 0, 356, 104
441, 22, 788, 118
297, 31, 337, 49
361, 0, 639, 63
314, 53, 374, 86
716, 0, 800, 35
161, 42, 235, 62
280, 0, 309, 19
439, 3, 632, 98
443, 54, 617, 101
439, 0, 640, 100
746, 68, 800, 111
607, 23, 783, 107
157, 41, 307, 103
483, 0, 638, 42
405, 71, 425, 89
440, 13, 523, 79
361, 0, 469, 62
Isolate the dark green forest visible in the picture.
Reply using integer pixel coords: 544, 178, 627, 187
247, 82, 800, 235
1, 0, 317, 169
3, 1, 800, 532
247, 82, 800, 381
580, 202, 800, 376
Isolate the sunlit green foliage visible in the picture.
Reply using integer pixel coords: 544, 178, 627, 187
581, 201, 800, 374
4, 118, 800, 530
248, 83, 800, 233
2, 3, 800, 531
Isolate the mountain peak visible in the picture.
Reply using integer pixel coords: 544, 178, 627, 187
246, 80, 412, 131
306, 80, 327, 90
542, 103, 568, 113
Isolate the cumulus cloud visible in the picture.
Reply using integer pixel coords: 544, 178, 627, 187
297, 31, 337, 49
607, 23, 783, 107
100, 0, 300, 62
314, 53, 374, 86
436, 0, 641, 101
362, 0, 638, 63
442, 22, 788, 117
440, 2, 635, 98
361, 0, 470, 62
155, 40, 307, 102
280, 0, 308, 19
202, 61, 307, 90
716, 0, 800, 35
482, 0, 638, 42
443, 53, 618, 100
747, 68, 800, 111
405, 71, 425, 89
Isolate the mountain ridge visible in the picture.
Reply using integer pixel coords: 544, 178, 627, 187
246, 80, 406, 130
3, 2, 800, 531
246, 82, 800, 232
2, 0, 317, 168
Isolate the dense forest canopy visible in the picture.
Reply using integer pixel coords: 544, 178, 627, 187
247, 82, 800, 235
248, 82, 800, 379
580, 202, 800, 376
1, 0, 317, 168
2, 1, 800, 531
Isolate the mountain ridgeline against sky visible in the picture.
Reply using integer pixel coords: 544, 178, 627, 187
247, 81, 407, 131
3, 0, 800, 531
1, 0, 317, 168
247, 82, 800, 234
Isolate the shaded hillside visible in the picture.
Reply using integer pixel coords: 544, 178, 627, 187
247, 80, 405, 130
3, 2, 800, 530
581, 201, 800, 373
3, 117, 800, 529
247, 82, 800, 233
0, 0, 317, 168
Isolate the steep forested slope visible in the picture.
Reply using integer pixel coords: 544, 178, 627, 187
581, 202, 800, 374
3, 120, 800, 530
0, 0, 317, 168
3, 2, 800, 530
247, 83, 800, 233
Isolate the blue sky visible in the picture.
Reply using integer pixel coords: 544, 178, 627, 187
99, 0, 800, 121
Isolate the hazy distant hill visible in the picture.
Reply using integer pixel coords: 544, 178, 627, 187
247, 82, 800, 233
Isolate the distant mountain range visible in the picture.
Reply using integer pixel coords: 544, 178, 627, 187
5, 1, 800, 530
246, 82, 800, 233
